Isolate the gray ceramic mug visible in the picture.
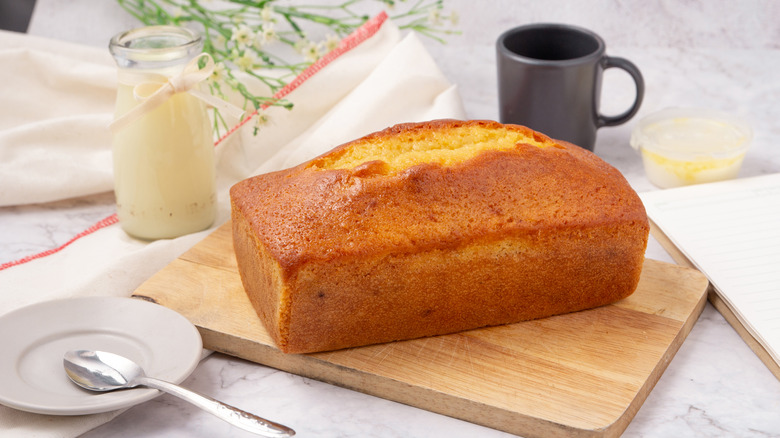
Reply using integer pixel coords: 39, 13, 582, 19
497, 23, 644, 151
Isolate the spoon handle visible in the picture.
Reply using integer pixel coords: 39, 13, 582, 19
136, 376, 295, 437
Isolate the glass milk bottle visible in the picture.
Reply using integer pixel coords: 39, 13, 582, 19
109, 26, 216, 240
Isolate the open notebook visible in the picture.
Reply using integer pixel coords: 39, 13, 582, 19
640, 173, 780, 380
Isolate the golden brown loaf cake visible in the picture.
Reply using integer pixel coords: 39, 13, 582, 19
230, 119, 649, 354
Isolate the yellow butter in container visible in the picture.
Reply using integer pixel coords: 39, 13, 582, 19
630, 108, 752, 188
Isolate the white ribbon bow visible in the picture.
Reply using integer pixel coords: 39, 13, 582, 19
109, 53, 245, 133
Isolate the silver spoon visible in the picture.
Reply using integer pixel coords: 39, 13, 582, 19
63, 350, 295, 437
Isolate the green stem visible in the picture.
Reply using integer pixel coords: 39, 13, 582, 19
115, 0, 456, 136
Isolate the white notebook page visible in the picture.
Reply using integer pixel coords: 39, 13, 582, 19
640, 173, 780, 365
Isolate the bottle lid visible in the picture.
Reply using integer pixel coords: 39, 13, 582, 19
109, 25, 203, 69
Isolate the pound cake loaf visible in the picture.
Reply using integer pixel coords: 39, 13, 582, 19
230, 119, 649, 354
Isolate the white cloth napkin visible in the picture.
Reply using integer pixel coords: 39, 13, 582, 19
0, 16, 465, 438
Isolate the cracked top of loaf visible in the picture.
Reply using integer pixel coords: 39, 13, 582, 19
230, 119, 648, 272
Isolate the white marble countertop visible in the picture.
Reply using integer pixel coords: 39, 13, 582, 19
3, 0, 780, 437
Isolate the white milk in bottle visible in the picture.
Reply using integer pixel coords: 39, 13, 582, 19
109, 26, 216, 240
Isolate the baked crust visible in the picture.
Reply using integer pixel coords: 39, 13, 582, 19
230, 119, 649, 353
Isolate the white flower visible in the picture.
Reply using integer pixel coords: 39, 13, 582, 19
294, 35, 328, 62
235, 51, 258, 72
255, 112, 270, 128
209, 62, 228, 83
230, 24, 255, 50
427, 7, 443, 26
300, 40, 323, 63
261, 4, 274, 23
293, 36, 309, 54
255, 22, 277, 48
449, 10, 459, 26
252, 111, 271, 135
324, 34, 340, 52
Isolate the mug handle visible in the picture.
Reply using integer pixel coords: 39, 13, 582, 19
597, 56, 645, 127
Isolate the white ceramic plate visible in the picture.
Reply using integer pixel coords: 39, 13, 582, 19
0, 296, 202, 415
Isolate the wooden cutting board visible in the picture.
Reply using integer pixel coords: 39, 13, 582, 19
132, 222, 709, 438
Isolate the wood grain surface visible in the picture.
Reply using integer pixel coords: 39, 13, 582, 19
132, 221, 709, 438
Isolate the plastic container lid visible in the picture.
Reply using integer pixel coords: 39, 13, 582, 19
630, 107, 753, 188
631, 107, 752, 158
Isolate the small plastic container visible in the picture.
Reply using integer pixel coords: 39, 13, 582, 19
630, 107, 752, 189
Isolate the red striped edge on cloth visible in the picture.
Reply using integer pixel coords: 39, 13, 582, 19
0, 213, 120, 271
0, 11, 389, 273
